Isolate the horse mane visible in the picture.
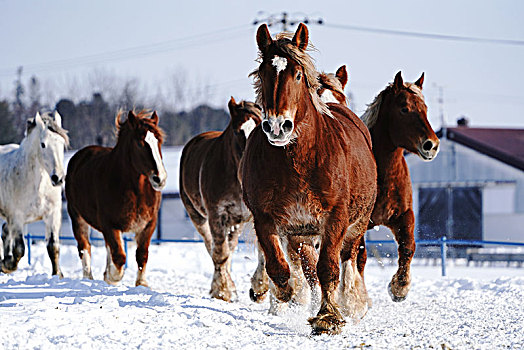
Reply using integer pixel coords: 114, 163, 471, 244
26, 112, 70, 147
115, 109, 164, 144
361, 82, 425, 129
250, 32, 333, 118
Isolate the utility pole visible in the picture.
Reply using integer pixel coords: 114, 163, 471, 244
253, 11, 323, 32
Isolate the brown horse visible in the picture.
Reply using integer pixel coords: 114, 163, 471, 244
359, 72, 439, 301
241, 23, 377, 335
249, 64, 350, 311
318, 65, 348, 106
65, 110, 166, 287
179, 97, 261, 302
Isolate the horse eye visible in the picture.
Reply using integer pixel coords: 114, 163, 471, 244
41, 143, 46, 148
400, 107, 409, 114
296, 72, 302, 81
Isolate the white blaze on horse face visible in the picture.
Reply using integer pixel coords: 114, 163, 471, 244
320, 90, 339, 104
272, 56, 287, 74
240, 118, 256, 138
145, 131, 167, 190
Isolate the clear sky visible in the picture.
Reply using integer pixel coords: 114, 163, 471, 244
1, 0, 523, 129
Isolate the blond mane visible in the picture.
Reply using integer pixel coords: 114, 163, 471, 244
361, 82, 425, 129
250, 32, 333, 118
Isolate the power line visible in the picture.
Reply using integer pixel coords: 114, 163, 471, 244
0, 24, 252, 77
323, 22, 524, 47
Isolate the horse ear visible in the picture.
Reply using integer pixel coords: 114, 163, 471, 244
292, 23, 309, 50
53, 111, 62, 128
150, 111, 159, 125
415, 72, 425, 89
256, 24, 273, 51
228, 96, 238, 119
127, 110, 137, 125
393, 71, 404, 90
34, 111, 45, 129
336, 65, 348, 89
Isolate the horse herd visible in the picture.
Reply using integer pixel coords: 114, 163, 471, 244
0, 23, 439, 335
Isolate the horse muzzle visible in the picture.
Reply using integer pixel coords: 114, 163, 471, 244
149, 174, 166, 192
261, 116, 294, 147
50, 173, 64, 186
417, 139, 440, 161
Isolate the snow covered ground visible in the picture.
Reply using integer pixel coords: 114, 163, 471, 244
1, 241, 523, 349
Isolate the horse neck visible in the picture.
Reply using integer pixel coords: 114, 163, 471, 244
219, 124, 244, 166
290, 101, 323, 157
111, 133, 143, 181
17, 131, 42, 168
369, 107, 405, 177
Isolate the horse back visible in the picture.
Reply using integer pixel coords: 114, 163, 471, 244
180, 130, 243, 219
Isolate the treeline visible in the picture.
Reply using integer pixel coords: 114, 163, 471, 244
0, 73, 231, 149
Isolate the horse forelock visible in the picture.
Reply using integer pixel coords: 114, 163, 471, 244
250, 32, 333, 119
115, 109, 164, 145
25, 112, 69, 147
361, 82, 426, 129
40, 112, 70, 147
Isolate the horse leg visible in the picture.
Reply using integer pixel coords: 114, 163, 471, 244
255, 216, 294, 303
356, 235, 367, 279
337, 218, 372, 321
308, 215, 348, 335
135, 219, 157, 287
68, 204, 93, 279
287, 236, 319, 307
387, 209, 416, 302
44, 207, 63, 277
1, 221, 25, 273
103, 229, 126, 285
180, 189, 213, 255
208, 216, 237, 302
249, 242, 269, 303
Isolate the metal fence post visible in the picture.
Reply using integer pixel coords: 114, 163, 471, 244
124, 238, 128, 269
27, 233, 32, 265
440, 236, 447, 277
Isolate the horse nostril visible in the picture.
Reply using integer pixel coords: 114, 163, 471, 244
51, 175, 59, 184
422, 140, 433, 152
282, 120, 293, 133
262, 120, 271, 133
152, 175, 161, 184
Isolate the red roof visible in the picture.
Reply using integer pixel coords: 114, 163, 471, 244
442, 127, 524, 171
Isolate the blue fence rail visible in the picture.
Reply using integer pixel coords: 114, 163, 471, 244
22, 234, 524, 276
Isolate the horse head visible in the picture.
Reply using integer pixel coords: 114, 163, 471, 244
252, 23, 329, 147
227, 97, 262, 145
318, 65, 348, 106
28, 111, 68, 186
385, 72, 440, 161
117, 110, 167, 191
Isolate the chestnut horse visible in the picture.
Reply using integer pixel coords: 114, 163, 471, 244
318, 65, 348, 106
249, 65, 350, 311
65, 110, 166, 287
241, 24, 376, 335
359, 72, 439, 301
179, 97, 261, 302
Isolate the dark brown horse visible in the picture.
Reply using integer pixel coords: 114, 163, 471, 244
359, 72, 439, 301
179, 97, 261, 302
241, 23, 377, 335
65, 110, 166, 286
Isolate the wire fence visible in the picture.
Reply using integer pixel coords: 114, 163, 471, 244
23, 234, 524, 277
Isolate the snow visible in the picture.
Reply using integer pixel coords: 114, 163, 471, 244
1, 241, 523, 349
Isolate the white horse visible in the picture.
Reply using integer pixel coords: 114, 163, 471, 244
0, 111, 69, 276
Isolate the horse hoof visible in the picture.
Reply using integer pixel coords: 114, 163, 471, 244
249, 288, 268, 303
388, 282, 407, 302
308, 314, 346, 335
